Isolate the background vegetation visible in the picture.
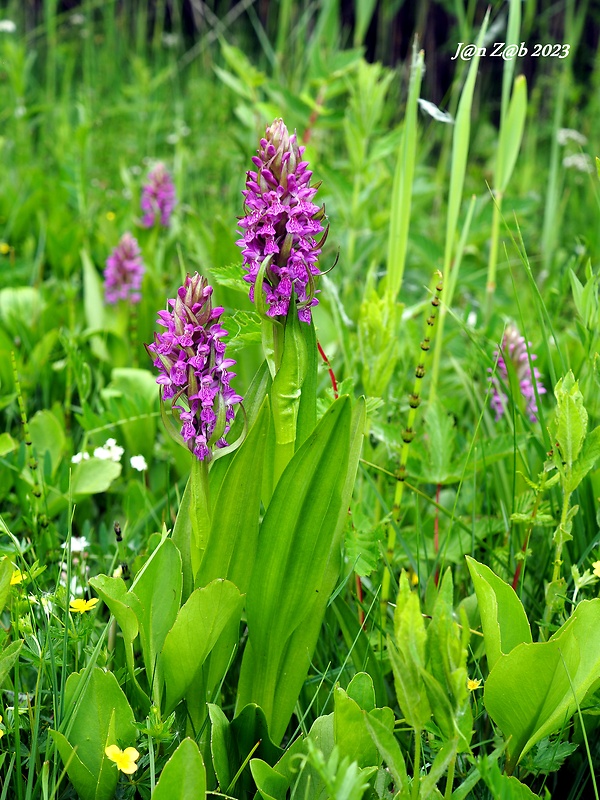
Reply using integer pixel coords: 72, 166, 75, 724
1, 1, 600, 798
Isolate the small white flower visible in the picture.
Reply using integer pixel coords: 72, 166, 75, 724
61, 536, 91, 553
0, 20, 16, 33
71, 452, 90, 464
557, 128, 587, 147
94, 439, 124, 462
166, 133, 179, 145
112, 565, 123, 579
563, 153, 594, 174
130, 455, 148, 472
69, 13, 85, 26
467, 311, 478, 328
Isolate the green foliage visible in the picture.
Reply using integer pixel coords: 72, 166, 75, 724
51, 668, 136, 800
485, 598, 600, 773
2, 1, 600, 797
466, 556, 532, 670
152, 738, 207, 799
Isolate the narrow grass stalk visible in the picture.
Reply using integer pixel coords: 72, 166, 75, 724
381, 273, 443, 614
386, 44, 424, 302
430, 11, 488, 399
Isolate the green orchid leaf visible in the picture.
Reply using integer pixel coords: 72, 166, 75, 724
161, 579, 244, 714
363, 711, 408, 793
195, 399, 270, 592
271, 297, 308, 483
466, 557, 531, 671
152, 738, 206, 799
127, 537, 182, 704
295, 319, 317, 450
237, 396, 365, 742
209, 703, 234, 791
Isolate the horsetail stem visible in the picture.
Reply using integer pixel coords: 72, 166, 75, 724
381, 271, 443, 614
11, 351, 43, 507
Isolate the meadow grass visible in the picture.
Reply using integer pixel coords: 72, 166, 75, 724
1, 2, 600, 798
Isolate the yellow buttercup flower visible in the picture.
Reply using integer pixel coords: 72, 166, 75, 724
106, 211, 116, 222
69, 597, 99, 614
0, 714, 4, 738
105, 744, 140, 774
10, 570, 23, 585
467, 677, 482, 691
592, 561, 600, 579
0, 242, 10, 255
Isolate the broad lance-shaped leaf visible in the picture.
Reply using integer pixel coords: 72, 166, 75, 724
271, 296, 308, 485
466, 556, 531, 671
484, 598, 600, 772
152, 739, 206, 800
237, 395, 353, 737
130, 537, 182, 699
161, 579, 244, 714
195, 400, 269, 592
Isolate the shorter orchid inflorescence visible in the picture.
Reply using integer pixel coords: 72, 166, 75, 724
237, 118, 327, 323
141, 162, 177, 228
147, 272, 242, 461
489, 324, 546, 422
104, 232, 145, 304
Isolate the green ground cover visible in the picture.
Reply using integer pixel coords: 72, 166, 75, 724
1, 1, 600, 798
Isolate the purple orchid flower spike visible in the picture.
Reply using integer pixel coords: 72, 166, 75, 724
104, 232, 145, 304
141, 162, 177, 228
147, 273, 242, 461
237, 119, 327, 323
489, 324, 546, 422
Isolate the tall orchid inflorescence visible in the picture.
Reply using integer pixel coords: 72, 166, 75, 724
237, 119, 327, 323
147, 273, 242, 461
490, 324, 546, 422
141, 162, 177, 228
104, 232, 145, 304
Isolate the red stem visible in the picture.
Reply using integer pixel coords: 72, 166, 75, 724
512, 533, 530, 591
355, 574, 365, 628
317, 340, 339, 399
